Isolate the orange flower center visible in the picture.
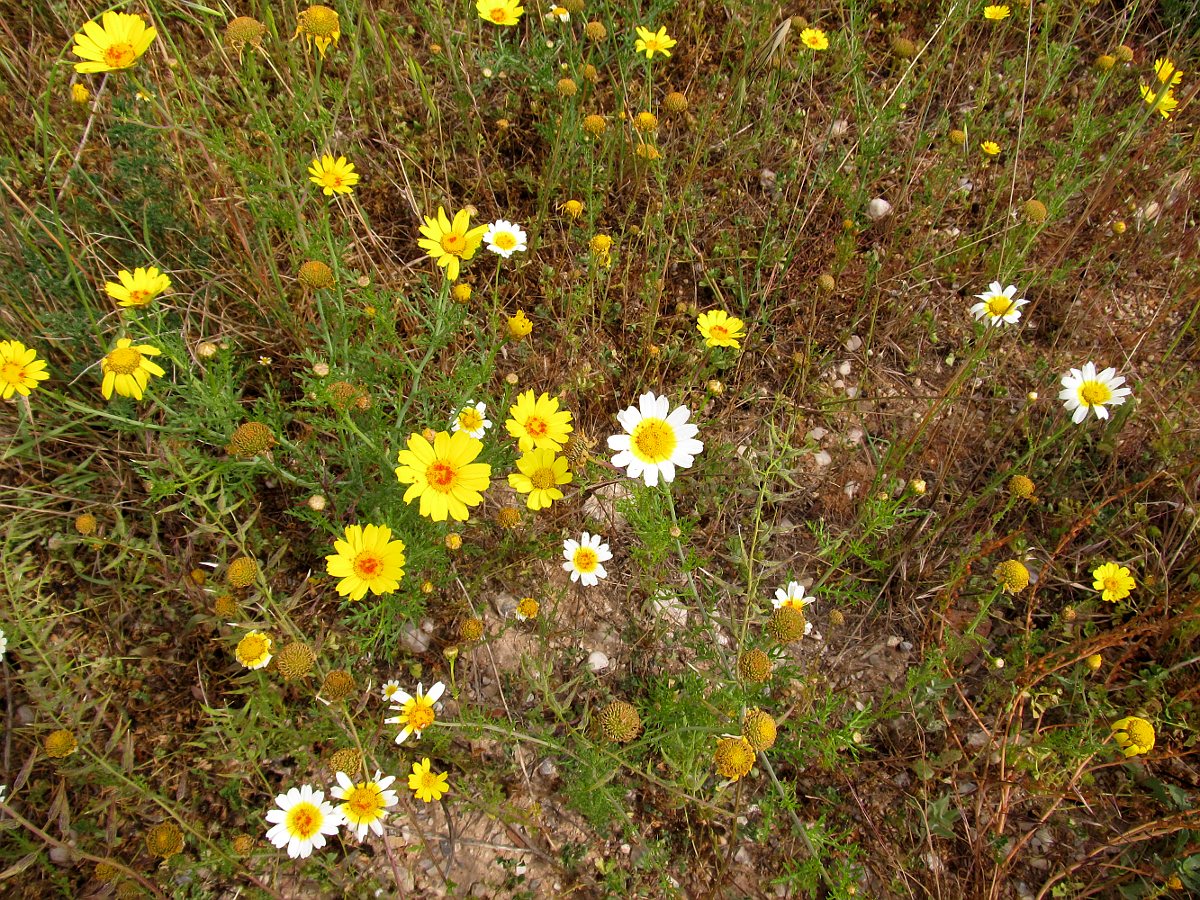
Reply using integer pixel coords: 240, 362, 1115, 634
128, 289, 150, 306
1103, 577, 1122, 593
524, 415, 549, 438
352, 550, 383, 580
530, 467, 556, 490
573, 547, 598, 573
441, 232, 465, 254
103, 42, 137, 69
426, 460, 457, 491
105, 347, 142, 375
1, 362, 26, 384
458, 408, 483, 431
344, 785, 384, 820
709, 325, 729, 340
407, 704, 435, 730
285, 803, 321, 839
490, 8, 507, 22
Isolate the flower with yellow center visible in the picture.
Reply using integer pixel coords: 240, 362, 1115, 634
800, 27, 829, 51
1091, 562, 1136, 603
264, 785, 344, 858
380, 679, 402, 702
508, 448, 572, 510
558, 199, 584, 219
582, 114, 608, 136
417, 207, 488, 282
1110, 716, 1155, 757
634, 25, 677, 59
451, 401, 492, 439
562, 531, 612, 586
970, 281, 1028, 326
394, 430, 491, 522
516, 597, 539, 621
772, 581, 816, 618
71, 83, 91, 104
981, 140, 1001, 156
235, 631, 273, 670
308, 155, 359, 196
589, 233, 614, 265
506, 390, 573, 452
100, 338, 166, 401
385, 681, 445, 744
1059, 362, 1131, 423
325, 524, 407, 601
331, 770, 398, 839
994, 559, 1030, 593
408, 758, 450, 803
484, 220, 527, 258
477, 0, 524, 26
983, 5, 1010, 20
696, 309, 746, 349
293, 5, 340, 57
0, 340, 50, 400
1139, 83, 1179, 120
633, 111, 658, 133
545, 4, 569, 22
508, 310, 533, 340
635, 143, 662, 161
607, 392, 703, 487
71, 12, 157, 74
1154, 57, 1183, 86
104, 266, 171, 308
714, 737, 756, 781
225, 16, 267, 58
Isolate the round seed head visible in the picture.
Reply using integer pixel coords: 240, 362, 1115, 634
817, 273, 837, 292
582, 64, 599, 83
556, 77, 578, 97
213, 594, 239, 618
1008, 474, 1036, 499
452, 283, 472, 303
1022, 199, 1047, 223
584, 21, 606, 41
445, 533, 463, 551
663, 91, 688, 113
948, 129, 967, 145
766, 606, 808, 643
231, 833, 256, 855
225, 16, 266, 51
275, 642, 316, 679
828, 608, 845, 627
320, 669, 356, 701
742, 708, 778, 751
94, 862, 120, 883
714, 737, 756, 780
1095, 54, 1115, 70
226, 556, 259, 589
44, 729, 78, 759
496, 506, 521, 529
297, 260, 335, 290
633, 111, 658, 133
115, 882, 144, 899
1114, 44, 1134, 63
145, 823, 184, 859
891, 36, 917, 58
226, 422, 277, 458
328, 747, 364, 777
994, 560, 1030, 593
458, 617, 485, 643
583, 114, 607, 135
1085, 653, 1103, 671
737, 649, 772, 683
74, 513, 97, 535
599, 701, 642, 743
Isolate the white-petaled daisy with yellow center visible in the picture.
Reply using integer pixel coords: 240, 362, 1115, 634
380, 679, 402, 703
772, 582, 815, 634
545, 4, 569, 21
1058, 362, 1132, 424
264, 785, 344, 859
562, 532, 612, 587
331, 770, 398, 840
384, 681, 445, 744
970, 281, 1028, 326
452, 401, 492, 439
483, 220, 527, 258
607, 392, 704, 487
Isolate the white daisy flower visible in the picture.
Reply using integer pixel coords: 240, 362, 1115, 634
1058, 362, 1132, 424
970, 281, 1028, 326
772, 581, 816, 617
380, 679, 402, 703
545, 4, 570, 21
483, 220, 528, 258
607, 392, 704, 487
451, 401, 492, 439
331, 770, 399, 840
264, 785, 344, 859
384, 681, 445, 744
562, 532, 612, 587
0, 628, 7, 661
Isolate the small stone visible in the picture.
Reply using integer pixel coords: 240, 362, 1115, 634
537, 758, 557, 777
845, 335, 862, 351
813, 450, 832, 467
587, 650, 610, 672
867, 198, 893, 221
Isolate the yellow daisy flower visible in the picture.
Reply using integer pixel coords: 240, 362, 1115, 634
325, 524, 407, 601
293, 5, 341, 58
104, 266, 171, 308
477, 0, 525, 26
408, 758, 450, 803
800, 27, 829, 51
981, 140, 1001, 156
0, 340, 50, 399
696, 310, 746, 349
235, 631, 273, 670
1154, 57, 1183, 87
508, 448, 572, 510
394, 430, 491, 522
983, 5, 1010, 21
505, 390, 573, 452
71, 11, 157, 74
1139, 83, 1179, 120
100, 338, 166, 401
384, 681, 445, 744
634, 26, 677, 59
417, 207, 488, 282
308, 155, 359, 196
1110, 716, 1154, 757
1091, 562, 1136, 603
